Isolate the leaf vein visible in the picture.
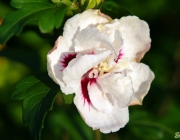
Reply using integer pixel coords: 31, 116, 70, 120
2, 3, 56, 37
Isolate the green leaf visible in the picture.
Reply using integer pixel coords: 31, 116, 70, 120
38, 6, 67, 33
101, 1, 133, 19
62, 93, 74, 104
0, 0, 67, 44
81, 0, 89, 11
12, 73, 60, 140
10, 0, 50, 8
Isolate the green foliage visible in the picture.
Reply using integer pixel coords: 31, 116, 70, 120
101, 0, 133, 18
0, 0, 67, 44
81, 0, 90, 11
11, 73, 60, 140
0, 0, 103, 44
62, 94, 75, 104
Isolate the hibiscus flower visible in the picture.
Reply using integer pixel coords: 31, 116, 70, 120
47, 9, 154, 133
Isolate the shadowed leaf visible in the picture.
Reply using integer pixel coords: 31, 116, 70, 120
12, 73, 60, 140
0, 0, 67, 44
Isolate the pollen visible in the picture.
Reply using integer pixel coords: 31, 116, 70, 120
96, 24, 104, 31
90, 59, 112, 77
98, 60, 111, 75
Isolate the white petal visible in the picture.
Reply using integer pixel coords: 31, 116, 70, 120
128, 62, 154, 105
74, 88, 129, 133
111, 30, 123, 54
110, 58, 130, 73
75, 27, 117, 56
105, 16, 151, 62
100, 26, 123, 56
62, 50, 111, 93
47, 36, 73, 93
88, 82, 113, 113
63, 9, 111, 49
48, 36, 70, 54
98, 73, 133, 108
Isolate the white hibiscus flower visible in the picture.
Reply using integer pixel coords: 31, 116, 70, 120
47, 9, 154, 133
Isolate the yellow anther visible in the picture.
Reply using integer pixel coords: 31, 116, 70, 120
96, 24, 104, 31
98, 60, 111, 75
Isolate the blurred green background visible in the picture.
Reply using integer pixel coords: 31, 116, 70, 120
0, 0, 180, 140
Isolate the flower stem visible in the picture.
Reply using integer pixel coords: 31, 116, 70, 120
95, 130, 101, 140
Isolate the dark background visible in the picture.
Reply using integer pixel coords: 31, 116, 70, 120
0, 0, 180, 139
